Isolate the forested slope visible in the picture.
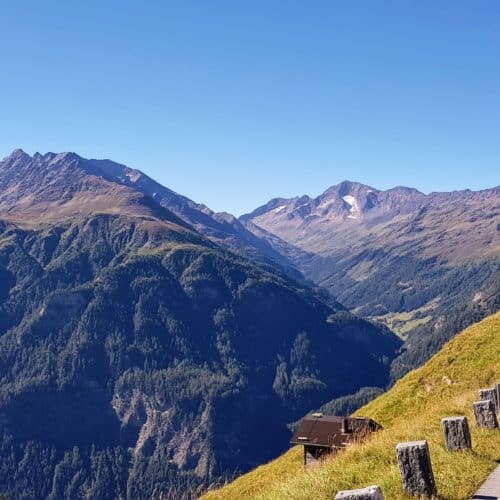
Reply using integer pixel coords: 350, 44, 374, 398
0, 151, 400, 498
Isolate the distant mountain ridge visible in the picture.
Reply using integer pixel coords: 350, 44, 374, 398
241, 179, 500, 379
0, 149, 299, 276
242, 180, 430, 223
0, 149, 190, 228
242, 179, 499, 239
2, 148, 497, 380
0, 147, 497, 495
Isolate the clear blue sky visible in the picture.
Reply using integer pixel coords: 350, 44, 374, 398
1, 1, 499, 215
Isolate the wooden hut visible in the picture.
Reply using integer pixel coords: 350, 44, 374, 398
290, 413, 382, 468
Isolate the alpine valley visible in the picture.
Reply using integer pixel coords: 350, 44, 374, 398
0, 150, 400, 499
0, 149, 498, 499
241, 180, 500, 379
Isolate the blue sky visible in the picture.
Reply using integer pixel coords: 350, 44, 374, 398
1, 1, 499, 215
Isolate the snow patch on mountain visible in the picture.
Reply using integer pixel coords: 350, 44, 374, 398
342, 195, 360, 219
125, 170, 142, 183
272, 205, 287, 213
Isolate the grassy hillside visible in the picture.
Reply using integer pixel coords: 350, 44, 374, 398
204, 312, 500, 500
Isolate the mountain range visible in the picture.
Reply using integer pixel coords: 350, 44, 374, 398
0, 149, 298, 276
241, 179, 500, 378
0, 150, 400, 499
0, 149, 497, 498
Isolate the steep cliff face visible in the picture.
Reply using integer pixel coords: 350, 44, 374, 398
0, 151, 401, 498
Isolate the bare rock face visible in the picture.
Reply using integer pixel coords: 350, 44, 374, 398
334, 485, 383, 499
441, 417, 472, 451
112, 389, 213, 477
396, 440, 437, 497
473, 400, 499, 429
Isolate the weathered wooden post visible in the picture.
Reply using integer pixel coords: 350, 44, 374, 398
334, 485, 383, 500
473, 400, 498, 428
441, 416, 471, 450
396, 440, 437, 497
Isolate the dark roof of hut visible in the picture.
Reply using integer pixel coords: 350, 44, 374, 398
290, 414, 382, 449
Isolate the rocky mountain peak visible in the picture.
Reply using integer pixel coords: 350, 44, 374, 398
49, 151, 81, 164
0, 150, 192, 229
3, 148, 31, 164
0, 149, 301, 273
32, 151, 56, 162
324, 180, 375, 197
317, 181, 380, 219
242, 180, 442, 229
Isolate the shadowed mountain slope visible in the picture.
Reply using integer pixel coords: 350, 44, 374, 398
0, 150, 401, 498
